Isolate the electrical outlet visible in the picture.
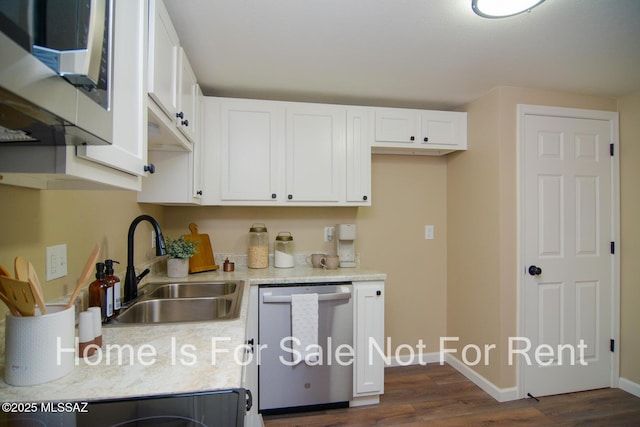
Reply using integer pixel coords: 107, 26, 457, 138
425, 225, 435, 240
46, 244, 68, 281
324, 226, 335, 242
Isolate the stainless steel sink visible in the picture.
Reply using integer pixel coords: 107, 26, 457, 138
145, 281, 237, 298
114, 297, 237, 324
109, 280, 243, 325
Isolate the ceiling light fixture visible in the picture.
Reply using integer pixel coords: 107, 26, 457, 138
472, 0, 545, 18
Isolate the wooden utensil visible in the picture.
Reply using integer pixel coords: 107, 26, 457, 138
27, 261, 47, 315
14, 256, 28, 281
65, 244, 100, 310
182, 222, 219, 273
0, 265, 21, 316
0, 276, 36, 316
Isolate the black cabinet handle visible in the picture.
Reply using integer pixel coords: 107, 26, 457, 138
288, 194, 293, 200
376, 290, 382, 296
144, 164, 155, 174
196, 190, 203, 196
271, 193, 277, 199
410, 136, 415, 141
424, 137, 429, 142
363, 195, 368, 201
246, 389, 253, 411
181, 119, 189, 127
176, 111, 184, 119
528, 265, 542, 276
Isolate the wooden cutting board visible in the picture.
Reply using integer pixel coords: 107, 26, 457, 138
182, 223, 219, 273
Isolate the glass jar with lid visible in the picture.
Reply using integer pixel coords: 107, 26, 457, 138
274, 232, 295, 268
248, 223, 269, 268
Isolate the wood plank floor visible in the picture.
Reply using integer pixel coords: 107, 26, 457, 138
263, 364, 640, 426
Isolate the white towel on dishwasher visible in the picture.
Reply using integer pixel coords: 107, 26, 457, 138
291, 293, 319, 365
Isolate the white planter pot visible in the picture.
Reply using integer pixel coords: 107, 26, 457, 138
167, 258, 189, 278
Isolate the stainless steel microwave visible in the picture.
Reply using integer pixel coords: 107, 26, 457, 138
0, 0, 113, 145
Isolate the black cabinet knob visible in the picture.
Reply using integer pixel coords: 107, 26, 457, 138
376, 290, 381, 296
176, 111, 184, 119
424, 137, 429, 142
271, 193, 277, 199
181, 119, 189, 127
288, 194, 293, 200
196, 190, 203, 196
144, 164, 155, 174
410, 136, 415, 141
363, 195, 368, 201
528, 265, 542, 276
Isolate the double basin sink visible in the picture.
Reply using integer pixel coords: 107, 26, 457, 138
110, 281, 243, 325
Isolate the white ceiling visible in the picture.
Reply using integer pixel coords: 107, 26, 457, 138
164, 0, 640, 110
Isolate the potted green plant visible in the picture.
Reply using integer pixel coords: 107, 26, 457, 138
165, 236, 199, 278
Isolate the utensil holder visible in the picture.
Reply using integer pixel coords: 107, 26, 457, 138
4, 304, 75, 386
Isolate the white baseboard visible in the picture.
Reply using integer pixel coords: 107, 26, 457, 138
619, 377, 640, 398
387, 351, 441, 367
444, 354, 519, 402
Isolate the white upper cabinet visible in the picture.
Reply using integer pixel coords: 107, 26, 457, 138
285, 103, 346, 203
203, 97, 369, 206
218, 98, 283, 203
147, 0, 195, 150
139, 86, 204, 205
176, 48, 198, 142
346, 108, 372, 204
373, 107, 467, 155
76, 0, 149, 179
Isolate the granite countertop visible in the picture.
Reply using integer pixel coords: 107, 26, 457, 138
0, 263, 385, 403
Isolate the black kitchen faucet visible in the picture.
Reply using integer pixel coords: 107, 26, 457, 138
123, 215, 167, 305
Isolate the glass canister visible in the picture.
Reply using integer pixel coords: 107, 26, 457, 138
248, 223, 269, 268
274, 232, 295, 268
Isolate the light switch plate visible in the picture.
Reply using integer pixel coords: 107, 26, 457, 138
46, 244, 68, 281
425, 225, 435, 240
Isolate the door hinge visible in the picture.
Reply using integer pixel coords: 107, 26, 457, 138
610, 241, 615, 254
610, 339, 615, 352
610, 143, 614, 156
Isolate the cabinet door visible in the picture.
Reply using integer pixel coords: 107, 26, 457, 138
374, 108, 420, 144
420, 111, 467, 149
191, 85, 204, 200
285, 104, 345, 202
354, 281, 385, 396
219, 99, 283, 202
148, 0, 179, 118
76, 0, 148, 177
176, 48, 197, 143
346, 108, 372, 205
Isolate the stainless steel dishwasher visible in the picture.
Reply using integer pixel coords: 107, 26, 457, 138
259, 282, 353, 413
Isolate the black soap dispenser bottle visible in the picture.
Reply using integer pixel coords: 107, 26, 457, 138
88, 262, 113, 322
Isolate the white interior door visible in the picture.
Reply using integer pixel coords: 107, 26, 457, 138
522, 111, 615, 397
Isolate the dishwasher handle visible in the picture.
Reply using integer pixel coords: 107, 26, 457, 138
262, 291, 351, 303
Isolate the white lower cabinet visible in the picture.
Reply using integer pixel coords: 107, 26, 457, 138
352, 281, 385, 404
243, 286, 262, 427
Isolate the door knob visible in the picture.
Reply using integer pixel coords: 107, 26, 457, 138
528, 265, 542, 276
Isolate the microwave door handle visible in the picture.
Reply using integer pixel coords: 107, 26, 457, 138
85, 0, 108, 85
262, 292, 351, 304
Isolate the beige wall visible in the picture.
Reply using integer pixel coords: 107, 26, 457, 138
163, 154, 449, 355
448, 86, 618, 389
0, 186, 163, 315
618, 90, 640, 385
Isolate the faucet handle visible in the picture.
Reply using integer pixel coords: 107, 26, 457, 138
136, 268, 151, 283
